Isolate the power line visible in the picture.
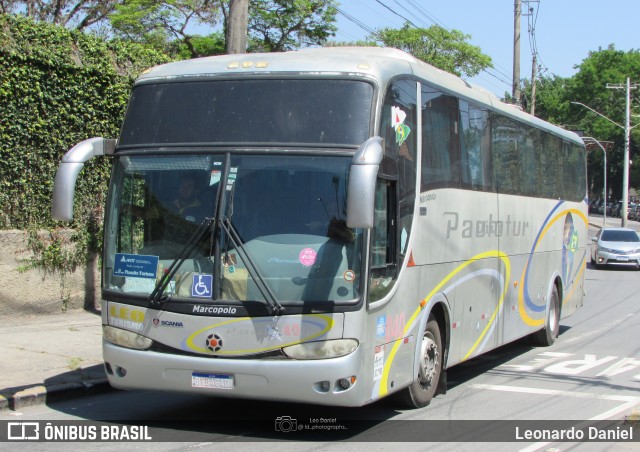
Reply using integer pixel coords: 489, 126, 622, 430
338, 0, 513, 91
335, 6, 376, 36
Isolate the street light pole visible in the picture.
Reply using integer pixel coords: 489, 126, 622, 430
581, 137, 607, 227
606, 78, 637, 227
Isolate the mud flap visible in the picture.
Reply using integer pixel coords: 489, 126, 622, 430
436, 370, 447, 395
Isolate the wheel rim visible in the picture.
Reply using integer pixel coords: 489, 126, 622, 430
418, 334, 439, 390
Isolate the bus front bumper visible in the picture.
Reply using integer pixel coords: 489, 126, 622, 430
102, 340, 369, 407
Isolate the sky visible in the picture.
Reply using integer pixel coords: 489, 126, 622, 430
332, 0, 640, 97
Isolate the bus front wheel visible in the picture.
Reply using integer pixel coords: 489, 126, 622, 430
394, 315, 442, 408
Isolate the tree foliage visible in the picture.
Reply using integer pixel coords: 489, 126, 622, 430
0, 0, 118, 30
527, 45, 640, 200
109, 0, 220, 57
370, 23, 492, 78
108, 0, 337, 57
0, 13, 167, 239
248, 0, 337, 52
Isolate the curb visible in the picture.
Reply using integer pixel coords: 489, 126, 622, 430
0, 378, 110, 412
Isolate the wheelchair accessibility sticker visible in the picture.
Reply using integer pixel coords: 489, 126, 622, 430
191, 274, 213, 298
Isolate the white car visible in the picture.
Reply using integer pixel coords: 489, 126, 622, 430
591, 227, 640, 269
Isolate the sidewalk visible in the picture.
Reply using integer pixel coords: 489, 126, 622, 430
0, 215, 638, 412
0, 310, 106, 411
588, 212, 640, 230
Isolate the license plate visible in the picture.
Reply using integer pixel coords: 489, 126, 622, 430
617, 257, 629, 262
191, 372, 234, 390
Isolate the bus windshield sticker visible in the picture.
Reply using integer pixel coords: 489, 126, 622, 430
114, 253, 159, 279
210, 169, 221, 185
299, 248, 317, 267
391, 106, 411, 146
226, 167, 238, 191
191, 274, 213, 298
343, 269, 356, 282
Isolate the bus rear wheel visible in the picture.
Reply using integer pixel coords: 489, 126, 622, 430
394, 316, 442, 408
530, 285, 560, 346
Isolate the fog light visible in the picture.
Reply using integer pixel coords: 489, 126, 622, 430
116, 366, 127, 377
337, 376, 357, 391
315, 381, 331, 393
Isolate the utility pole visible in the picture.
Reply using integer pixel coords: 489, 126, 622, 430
530, 53, 537, 115
227, 0, 249, 54
513, 0, 521, 105
607, 78, 638, 227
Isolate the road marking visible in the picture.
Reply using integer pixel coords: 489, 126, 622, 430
470, 384, 640, 452
499, 364, 535, 371
472, 383, 638, 404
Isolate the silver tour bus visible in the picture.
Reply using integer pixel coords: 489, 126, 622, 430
52, 47, 587, 408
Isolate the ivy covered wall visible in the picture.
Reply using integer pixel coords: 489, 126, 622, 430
0, 14, 168, 231
0, 15, 169, 311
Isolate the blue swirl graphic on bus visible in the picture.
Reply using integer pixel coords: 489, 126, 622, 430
562, 213, 578, 286
519, 201, 587, 326
521, 201, 564, 313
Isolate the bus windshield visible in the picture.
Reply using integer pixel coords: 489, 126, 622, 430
119, 79, 374, 147
103, 154, 363, 305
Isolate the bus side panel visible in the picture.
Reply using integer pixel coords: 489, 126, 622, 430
415, 189, 501, 366
497, 195, 588, 343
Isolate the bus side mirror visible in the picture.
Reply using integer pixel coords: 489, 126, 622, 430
347, 137, 384, 229
52, 137, 116, 221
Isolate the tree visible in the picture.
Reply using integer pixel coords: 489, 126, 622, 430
565, 45, 640, 201
247, 0, 337, 52
0, 0, 118, 30
109, 0, 220, 57
108, 0, 338, 58
370, 23, 492, 78
529, 45, 640, 201
520, 74, 570, 125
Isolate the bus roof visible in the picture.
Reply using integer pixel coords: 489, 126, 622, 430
137, 46, 582, 146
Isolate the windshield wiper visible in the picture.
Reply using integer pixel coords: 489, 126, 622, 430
219, 215, 284, 315
148, 217, 214, 305
217, 166, 283, 315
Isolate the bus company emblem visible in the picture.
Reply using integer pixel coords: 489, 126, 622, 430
391, 106, 411, 146
206, 333, 223, 352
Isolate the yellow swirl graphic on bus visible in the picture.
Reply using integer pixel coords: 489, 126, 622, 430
184, 314, 334, 355
378, 250, 511, 397
517, 208, 588, 327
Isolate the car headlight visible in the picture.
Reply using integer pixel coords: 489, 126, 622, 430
282, 339, 358, 360
598, 246, 613, 253
103, 325, 152, 350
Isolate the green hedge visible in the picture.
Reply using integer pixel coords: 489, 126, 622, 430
0, 14, 169, 231
0, 14, 169, 277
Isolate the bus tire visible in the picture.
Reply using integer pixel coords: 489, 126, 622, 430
394, 316, 442, 408
530, 285, 560, 346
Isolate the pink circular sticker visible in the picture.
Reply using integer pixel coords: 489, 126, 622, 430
299, 248, 317, 267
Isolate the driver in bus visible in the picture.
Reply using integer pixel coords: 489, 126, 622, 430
163, 172, 206, 243
123, 172, 205, 244
168, 173, 203, 223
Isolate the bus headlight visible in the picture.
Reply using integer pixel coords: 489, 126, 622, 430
103, 325, 152, 350
282, 339, 358, 360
